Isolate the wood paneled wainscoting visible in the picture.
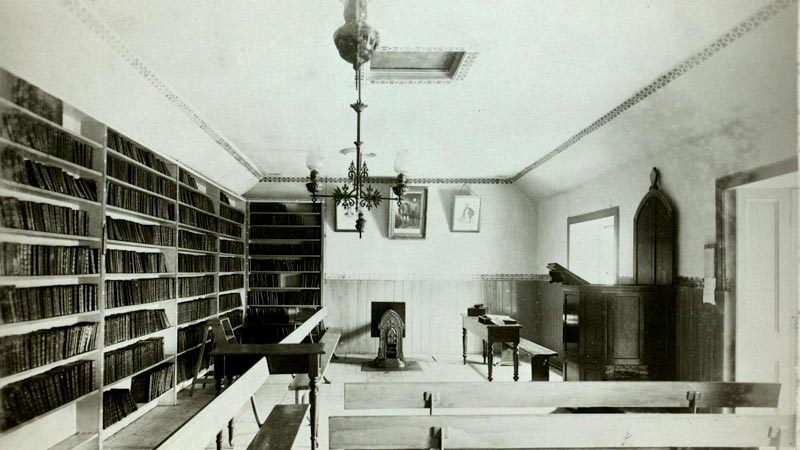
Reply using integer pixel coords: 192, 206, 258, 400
323, 275, 543, 357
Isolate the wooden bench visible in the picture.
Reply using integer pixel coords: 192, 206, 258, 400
331, 381, 794, 449
246, 404, 309, 450
505, 338, 557, 381
288, 327, 342, 403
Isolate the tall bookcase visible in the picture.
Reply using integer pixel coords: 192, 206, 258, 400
247, 201, 323, 342
0, 67, 246, 450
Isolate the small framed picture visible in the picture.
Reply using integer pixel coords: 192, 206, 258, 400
389, 186, 428, 239
452, 195, 482, 232
334, 204, 359, 232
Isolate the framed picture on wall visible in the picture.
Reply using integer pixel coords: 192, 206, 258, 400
388, 186, 428, 239
334, 204, 358, 232
452, 195, 482, 232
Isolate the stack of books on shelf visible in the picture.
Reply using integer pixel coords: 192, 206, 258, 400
0, 243, 99, 276
178, 254, 215, 273
249, 243, 320, 255
8, 77, 64, 124
103, 337, 164, 384
0, 197, 90, 236
251, 214, 319, 226
131, 362, 173, 403
0, 284, 97, 324
2, 148, 97, 201
0, 115, 94, 168
105, 278, 174, 309
219, 205, 244, 224
218, 220, 241, 238
178, 205, 216, 232
301, 273, 320, 287
249, 273, 278, 287
103, 389, 137, 429
219, 274, 243, 292
106, 217, 174, 247
179, 187, 215, 214
107, 155, 177, 198
107, 183, 175, 220
0, 322, 97, 375
177, 348, 209, 383
219, 239, 243, 255
250, 227, 319, 240
249, 290, 320, 306
178, 297, 216, 325
177, 323, 206, 353
220, 309, 243, 329
219, 257, 242, 272
178, 275, 214, 298
107, 130, 172, 177
105, 249, 168, 274
249, 258, 320, 272
1, 360, 94, 431
104, 310, 169, 346
178, 168, 197, 189
219, 293, 242, 313
178, 229, 216, 252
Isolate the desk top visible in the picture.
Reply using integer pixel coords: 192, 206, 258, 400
462, 314, 522, 328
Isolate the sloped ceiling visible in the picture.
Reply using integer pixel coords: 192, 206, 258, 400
0, 0, 795, 196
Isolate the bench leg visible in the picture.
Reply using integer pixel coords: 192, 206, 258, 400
310, 376, 319, 448
531, 356, 550, 381
228, 419, 234, 446
216, 431, 222, 450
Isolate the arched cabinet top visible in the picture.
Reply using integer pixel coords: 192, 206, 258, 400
633, 168, 676, 285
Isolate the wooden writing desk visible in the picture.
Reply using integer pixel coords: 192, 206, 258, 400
462, 315, 522, 381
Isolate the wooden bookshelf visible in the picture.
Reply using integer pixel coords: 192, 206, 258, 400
246, 201, 323, 342
0, 67, 247, 450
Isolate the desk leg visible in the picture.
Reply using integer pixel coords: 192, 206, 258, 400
487, 340, 493, 382
309, 375, 319, 448
462, 328, 467, 365
228, 418, 234, 446
512, 343, 520, 382
482, 340, 487, 364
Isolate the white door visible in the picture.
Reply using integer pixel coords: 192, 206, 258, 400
736, 187, 798, 413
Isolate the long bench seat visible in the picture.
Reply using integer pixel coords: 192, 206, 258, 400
289, 327, 342, 401
246, 404, 309, 450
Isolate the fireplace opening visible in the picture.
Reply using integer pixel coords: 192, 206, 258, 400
371, 302, 406, 369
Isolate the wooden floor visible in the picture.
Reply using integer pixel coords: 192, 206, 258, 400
209, 353, 561, 450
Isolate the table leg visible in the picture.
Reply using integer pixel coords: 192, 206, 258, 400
215, 431, 222, 450
310, 375, 319, 448
512, 343, 520, 382
228, 418, 234, 446
487, 341, 493, 382
482, 340, 487, 364
462, 328, 467, 365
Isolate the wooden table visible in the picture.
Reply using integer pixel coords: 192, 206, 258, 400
462, 315, 522, 381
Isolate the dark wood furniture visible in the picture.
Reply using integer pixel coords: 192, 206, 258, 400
462, 315, 522, 381
288, 327, 342, 402
512, 339, 558, 381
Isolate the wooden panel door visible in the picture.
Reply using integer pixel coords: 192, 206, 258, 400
580, 292, 605, 367
606, 294, 643, 366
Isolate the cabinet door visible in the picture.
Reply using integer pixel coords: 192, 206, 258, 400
606, 294, 644, 366
581, 364, 604, 381
580, 292, 605, 364
564, 358, 581, 381
563, 290, 580, 357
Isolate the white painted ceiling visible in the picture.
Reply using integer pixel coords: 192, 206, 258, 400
80, 0, 778, 182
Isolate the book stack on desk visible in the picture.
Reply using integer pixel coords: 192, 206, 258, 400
478, 314, 517, 326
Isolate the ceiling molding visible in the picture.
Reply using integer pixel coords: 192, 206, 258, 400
362, 47, 478, 84
60, 0, 264, 179
258, 176, 511, 185
510, 0, 796, 183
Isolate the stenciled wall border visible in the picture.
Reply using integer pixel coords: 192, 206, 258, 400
324, 273, 545, 281
258, 175, 512, 184
510, 0, 796, 182
61, 0, 263, 179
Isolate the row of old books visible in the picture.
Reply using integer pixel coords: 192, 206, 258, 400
9, 78, 64, 125
250, 203, 320, 214
177, 347, 209, 383
131, 362, 173, 403
220, 309, 243, 329
0, 243, 99, 276
301, 274, 321, 288
218, 220, 242, 238
0, 322, 97, 376
107, 129, 171, 177
179, 187, 215, 214
2, 149, 98, 201
249, 290, 320, 306
219, 274, 243, 292
106, 249, 168, 274
107, 182, 175, 221
219, 293, 242, 313
105, 278, 174, 309
178, 253, 215, 273
179, 205, 217, 232
248, 273, 278, 287
248, 258, 320, 272
250, 214, 320, 226
0, 284, 97, 324
177, 322, 206, 353
103, 337, 164, 384
249, 243, 320, 255
107, 155, 177, 198
219, 239, 244, 255
103, 389, 137, 429
219, 257, 243, 273
219, 204, 244, 224
0, 113, 94, 169
178, 168, 197, 189
249, 226, 319, 240
104, 309, 169, 346
218, 191, 230, 206
178, 275, 214, 298
1, 360, 94, 430
106, 217, 174, 247
247, 273, 318, 288
0, 196, 90, 236
178, 297, 217, 325
178, 229, 216, 252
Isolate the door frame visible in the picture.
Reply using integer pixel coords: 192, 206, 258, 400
715, 157, 797, 381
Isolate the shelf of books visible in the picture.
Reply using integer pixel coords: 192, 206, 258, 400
246, 201, 323, 343
0, 68, 247, 450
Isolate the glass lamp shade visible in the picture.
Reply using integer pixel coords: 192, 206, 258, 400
394, 149, 411, 174
306, 151, 325, 172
